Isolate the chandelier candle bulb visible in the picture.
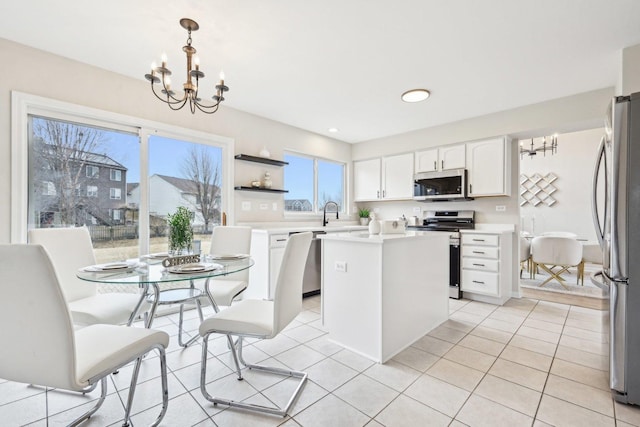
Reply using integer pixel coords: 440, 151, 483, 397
161, 53, 167, 68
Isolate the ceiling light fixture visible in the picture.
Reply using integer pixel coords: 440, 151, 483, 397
145, 18, 229, 115
328, 128, 339, 133
520, 135, 558, 159
401, 89, 430, 103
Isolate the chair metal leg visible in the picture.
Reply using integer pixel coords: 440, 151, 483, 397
122, 347, 169, 427
178, 297, 204, 347
67, 377, 108, 427
200, 332, 308, 417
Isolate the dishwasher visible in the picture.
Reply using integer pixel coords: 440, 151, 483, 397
290, 230, 325, 297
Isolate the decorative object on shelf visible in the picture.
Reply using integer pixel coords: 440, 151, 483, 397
520, 135, 558, 159
251, 179, 261, 188
167, 206, 194, 255
520, 172, 558, 207
259, 147, 271, 158
262, 172, 272, 189
368, 213, 380, 234
358, 207, 371, 226
144, 18, 229, 115
234, 154, 288, 167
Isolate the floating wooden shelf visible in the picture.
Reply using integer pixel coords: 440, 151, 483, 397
234, 186, 288, 193
234, 154, 288, 167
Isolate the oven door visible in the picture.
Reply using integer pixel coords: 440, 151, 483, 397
413, 169, 467, 201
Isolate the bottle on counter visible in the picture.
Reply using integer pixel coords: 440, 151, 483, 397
368, 213, 380, 234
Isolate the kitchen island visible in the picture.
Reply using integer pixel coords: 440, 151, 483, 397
320, 231, 449, 363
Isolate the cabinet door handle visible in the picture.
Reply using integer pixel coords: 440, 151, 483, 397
472, 280, 485, 284
275, 239, 287, 242
473, 263, 485, 267
377, 190, 380, 198
441, 160, 444, 169
433, 160, 437, 170
382, 190, 386, 198
472, 251, 485, 254
470, 184, 473, 193
472, 239, 485, 242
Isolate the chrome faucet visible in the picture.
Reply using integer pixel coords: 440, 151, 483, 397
322, 201, 339, 226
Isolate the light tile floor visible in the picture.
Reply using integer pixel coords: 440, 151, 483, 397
3, 295, 640, 426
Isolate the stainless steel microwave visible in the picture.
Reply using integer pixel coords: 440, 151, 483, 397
413, 169, 471, 201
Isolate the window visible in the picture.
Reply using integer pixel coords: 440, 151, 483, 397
41, 181, 56, 196
87, 185, 98, 197
284, 153, 345, 213
86, 165, 99, 178
14, 93, 232, 263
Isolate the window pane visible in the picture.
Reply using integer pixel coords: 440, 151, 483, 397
318, 160, 344, 211
284, 154, 314, 212
28, 115, 139, 263
145, 135, 223, 254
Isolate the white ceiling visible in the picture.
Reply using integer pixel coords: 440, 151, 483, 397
2, 0, 640, 143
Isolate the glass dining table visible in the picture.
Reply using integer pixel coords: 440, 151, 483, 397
76, 255, 254, 332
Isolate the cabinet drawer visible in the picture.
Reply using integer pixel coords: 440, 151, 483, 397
462, 234, 499, 246
461, 270, 499, 296
270, 234, 289, 247
462, 246, 499, 259
462, 258, 499, 272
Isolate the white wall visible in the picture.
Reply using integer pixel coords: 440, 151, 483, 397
0, 38, 352, 243
519, 128, 603, 241
622, 44, 640, 95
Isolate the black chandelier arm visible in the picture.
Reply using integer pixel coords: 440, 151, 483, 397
149, 82, 191, 107
194, 100, 221, 114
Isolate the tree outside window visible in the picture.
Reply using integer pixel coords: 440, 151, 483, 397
284, 153, 344, 213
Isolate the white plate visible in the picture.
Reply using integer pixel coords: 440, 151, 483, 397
209, 254, 249, 261
142, 252, 169, 260
82, 262, 138, 273
167, 263, 220, 274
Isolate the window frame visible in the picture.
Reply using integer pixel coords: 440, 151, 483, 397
87, 185, 98, 197
11, 91, 235, 251
283, 151, 346, 216
110, 169, 122, 181
110, 187, 122, 200
86, 165, 99, 178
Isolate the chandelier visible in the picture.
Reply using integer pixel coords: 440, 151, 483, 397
145, 18, 229, 114
520, 135, 558, 159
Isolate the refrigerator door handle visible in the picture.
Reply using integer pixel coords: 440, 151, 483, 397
591, 136, 607, 248
610, 277, 627, 395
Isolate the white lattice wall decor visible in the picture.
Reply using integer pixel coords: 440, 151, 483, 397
520, 173, 558, 207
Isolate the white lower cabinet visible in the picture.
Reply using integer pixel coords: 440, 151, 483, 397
246, 231, 289, 300
461, 231, 513, 305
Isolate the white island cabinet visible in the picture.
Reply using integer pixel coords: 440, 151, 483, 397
320, 231, 449, 363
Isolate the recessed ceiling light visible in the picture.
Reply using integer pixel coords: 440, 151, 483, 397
401, 89, 431, 103
328, 127, 339, 133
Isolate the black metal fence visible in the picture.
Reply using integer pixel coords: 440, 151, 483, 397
88, 224, 214, 241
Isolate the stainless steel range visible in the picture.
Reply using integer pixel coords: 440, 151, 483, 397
407, 210, 475, 299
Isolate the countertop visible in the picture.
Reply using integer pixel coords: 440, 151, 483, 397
249, 224, 368, 235
319, 230, 450, 244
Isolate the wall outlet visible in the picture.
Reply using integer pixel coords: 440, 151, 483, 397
496, 205, 506, 212
241, 201, 251, 211
259, 203, 268, 210
335, 261, 347, 272
413, 207, 421, 214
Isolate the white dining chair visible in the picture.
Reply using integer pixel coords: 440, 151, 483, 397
28, 226, 150, 326
175, 225, 252, 347
541, 231, 578, 239
531, 236, 584, 288
198, 231, 312, 417
0, 244, 169, 427
519, 235, 531, 278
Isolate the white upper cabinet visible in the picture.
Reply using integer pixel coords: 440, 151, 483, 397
354, 153, 414, 201
415, 145, 465, 173
354, 158, 381, 201
466, 137, 511, 197
382, 153, 414, 199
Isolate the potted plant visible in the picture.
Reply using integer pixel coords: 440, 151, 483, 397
358, 207, 371, 226
167, 206, 194, 255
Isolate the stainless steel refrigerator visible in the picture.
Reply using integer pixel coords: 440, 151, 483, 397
592, 92, 640, 404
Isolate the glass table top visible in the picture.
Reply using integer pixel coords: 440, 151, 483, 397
77, 256, 254, 285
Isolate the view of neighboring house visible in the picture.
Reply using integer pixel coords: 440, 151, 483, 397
127, 174, 221, 229
284, 199, 313, 212
35, 146, 128, 227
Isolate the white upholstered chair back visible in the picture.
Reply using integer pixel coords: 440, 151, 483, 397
209, 226, 252, 282
272, 232, 312, 336
0, 244, 79, 390
28, 227, 98, 302
519, 236, 531, 263
541, 231, 578, 239
531, 236, 583, 266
